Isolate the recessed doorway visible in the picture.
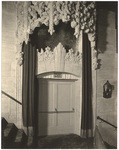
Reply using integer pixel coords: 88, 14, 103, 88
37, 78, 76, 136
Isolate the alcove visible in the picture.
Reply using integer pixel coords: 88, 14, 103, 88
30, 21, 83, 136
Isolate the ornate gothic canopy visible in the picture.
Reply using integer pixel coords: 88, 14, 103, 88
16, 1, 97, 67
17, 1, 96, 43
28, 2, 96, 36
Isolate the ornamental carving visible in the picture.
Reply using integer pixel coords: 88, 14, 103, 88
38, 47, 54, 62
27, 1, 96, 38
36, 43, 82, 76
16, 2, 29, 66
16, 2, 96, 41
16, 1, 97, 66
16, 51, 24, 66
65, 49, 82, 64
88, 34, 98, 70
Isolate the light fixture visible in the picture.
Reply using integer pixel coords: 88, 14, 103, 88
103, 80, 114, 98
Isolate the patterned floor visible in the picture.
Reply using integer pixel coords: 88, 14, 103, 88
37, 134, 94, 149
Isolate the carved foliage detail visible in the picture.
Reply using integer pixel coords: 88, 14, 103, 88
16, 2, 97, 66
38, 47, 55, 62
27, 1, 96, 38
36, 43, 82, 76
88, 33, 97, 70
65, 49, 82, 64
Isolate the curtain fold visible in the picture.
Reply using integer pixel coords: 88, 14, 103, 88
22, 41, 36, 127
81, 32, 93, 138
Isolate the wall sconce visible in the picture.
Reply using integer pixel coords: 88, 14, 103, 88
103, 80, 114, 98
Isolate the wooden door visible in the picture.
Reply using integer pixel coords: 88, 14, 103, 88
37, 79, 75, 136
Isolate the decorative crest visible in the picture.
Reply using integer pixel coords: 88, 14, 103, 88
36, 43, 82, 76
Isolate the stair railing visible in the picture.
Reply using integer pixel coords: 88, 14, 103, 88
97, 116, 117, 130
1, 90, 22, 105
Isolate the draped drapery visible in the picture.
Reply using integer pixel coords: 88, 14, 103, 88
81, 32, 93, 138
22, 41, 36, 127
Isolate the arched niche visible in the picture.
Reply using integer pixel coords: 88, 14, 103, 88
30, 21, 78, 52
15, 1, 97, 140
29, 22, 82, 77
31, 23, 83, 137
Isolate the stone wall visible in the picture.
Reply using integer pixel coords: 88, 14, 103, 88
96, 9, 117, 147
2, 2, 23, 128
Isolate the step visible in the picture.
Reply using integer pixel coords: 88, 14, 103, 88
1, 118, 8, 148
1, 117, 8, 130
13, 129, 28, 148
3, 123, 18, 148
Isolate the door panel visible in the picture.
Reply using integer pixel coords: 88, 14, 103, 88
57, 83, 71, 111
37, 79, 75, 136
38, 81, 55, 111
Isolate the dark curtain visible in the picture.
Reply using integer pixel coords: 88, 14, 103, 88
22, 41, 36, 127
81, 32, 93, 137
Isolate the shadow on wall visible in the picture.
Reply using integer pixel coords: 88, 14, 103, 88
30, 21, 78, 52
34, 78, 49, 138
97, 9, 108, 54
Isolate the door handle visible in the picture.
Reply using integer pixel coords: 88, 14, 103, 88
54, 108, 75, 113
55, 108, 58, 112
72, 108, 75, 111
39, 108, 75, 113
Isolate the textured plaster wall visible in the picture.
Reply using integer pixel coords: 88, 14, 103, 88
1, 2, 22, 127
96, 9, 117, 146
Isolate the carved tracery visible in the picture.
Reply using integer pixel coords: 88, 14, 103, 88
27, 2, 96, 37
16, 2, 96, 42
16, 1, 98, 69
36, 43, 82, 76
